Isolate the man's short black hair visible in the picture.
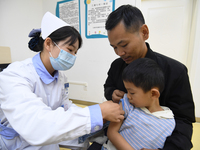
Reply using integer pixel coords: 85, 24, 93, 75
122, 58, 165, 93
105, 5, 145, 33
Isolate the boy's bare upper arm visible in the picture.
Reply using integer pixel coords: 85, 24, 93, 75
107, 102, 124, 137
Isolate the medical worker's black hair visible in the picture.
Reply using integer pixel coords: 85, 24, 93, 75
28, 26, 82, 52
122, 58, 165, 93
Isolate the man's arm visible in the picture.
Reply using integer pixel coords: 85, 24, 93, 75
161, 68, 195, 150
104, 72, 125, 103
104, 58, 127, 101
162, 119, 193, 150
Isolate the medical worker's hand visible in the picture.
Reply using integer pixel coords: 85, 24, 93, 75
99, 101, 124, 122
112, 90, 125, 103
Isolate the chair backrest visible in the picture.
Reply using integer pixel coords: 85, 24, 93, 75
0, 46, 12, 64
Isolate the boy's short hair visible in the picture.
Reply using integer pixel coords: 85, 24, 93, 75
122, 58, 165, 93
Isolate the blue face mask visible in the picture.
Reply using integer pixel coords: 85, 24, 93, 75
49, 42, 76, 70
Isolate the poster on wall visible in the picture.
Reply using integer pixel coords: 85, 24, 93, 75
85, 0, 115, 39
56, 0, 81, 34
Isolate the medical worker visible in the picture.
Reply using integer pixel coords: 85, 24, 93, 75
0, 12, 124, 150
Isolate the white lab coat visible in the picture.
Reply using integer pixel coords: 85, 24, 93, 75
0, 58, 92, 150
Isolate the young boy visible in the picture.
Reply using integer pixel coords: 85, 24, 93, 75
102, 58, 175, 150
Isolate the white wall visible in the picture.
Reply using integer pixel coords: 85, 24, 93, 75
0, 0, 43, 61
141, 0, 193, 66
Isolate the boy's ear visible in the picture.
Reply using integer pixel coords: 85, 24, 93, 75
151, 88, 160, 99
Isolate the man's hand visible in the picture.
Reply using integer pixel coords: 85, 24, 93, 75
99, 101, 124, 122
112, 90, 125, 103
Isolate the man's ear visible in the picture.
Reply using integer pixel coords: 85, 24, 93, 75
44, 37, 53, 52
151, 88, 160, 99
140, 24, 149, 41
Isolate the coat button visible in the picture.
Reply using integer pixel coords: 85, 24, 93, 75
94, 126, 100, 131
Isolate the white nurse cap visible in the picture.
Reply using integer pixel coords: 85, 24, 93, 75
41, 12, 70, 39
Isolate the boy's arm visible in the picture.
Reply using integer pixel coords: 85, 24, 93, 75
107, 103, 135, 150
